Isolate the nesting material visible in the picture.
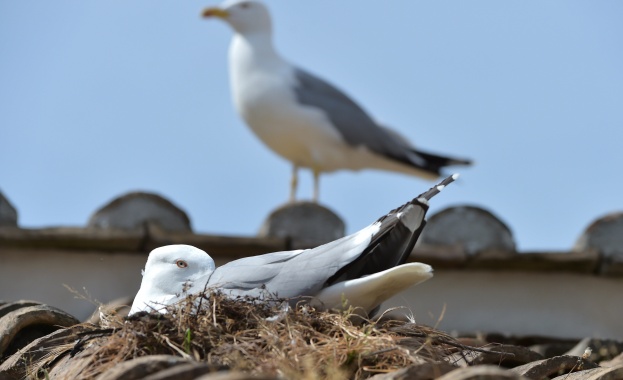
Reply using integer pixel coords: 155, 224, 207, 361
26, 292, 465, 380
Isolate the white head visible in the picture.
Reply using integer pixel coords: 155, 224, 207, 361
202, 0, 272, 36
129, 244, 216, 314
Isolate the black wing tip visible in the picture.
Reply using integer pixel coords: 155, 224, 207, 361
418, 173, 459, 201
376, 173, 459, 224
448, 157, 473, 166
410, 148, 473, 170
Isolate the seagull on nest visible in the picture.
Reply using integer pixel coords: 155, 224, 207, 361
202, 0, 471, 202
129, 174, 458, 316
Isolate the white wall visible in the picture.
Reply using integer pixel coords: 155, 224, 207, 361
383, 270, 623, 340
0, 249, 146, 320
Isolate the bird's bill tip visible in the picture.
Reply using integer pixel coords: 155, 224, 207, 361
202, 7, 229, 19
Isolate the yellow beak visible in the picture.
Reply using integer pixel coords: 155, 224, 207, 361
202, 7, 229, 19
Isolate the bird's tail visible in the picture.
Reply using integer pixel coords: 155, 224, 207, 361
327, 174, 458, 285
411, 148, 472, 175
379, 172, 458, 221
418, 173, 460, 201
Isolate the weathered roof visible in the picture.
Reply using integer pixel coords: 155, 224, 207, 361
0, 223, 620, 276
0, 297, 622, 380
1, 189, 622, 276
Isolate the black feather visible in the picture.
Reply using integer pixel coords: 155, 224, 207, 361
326, 174, 457, 286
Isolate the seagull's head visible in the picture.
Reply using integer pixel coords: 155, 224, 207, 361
141, 244, 216, 294
202, 0, 272, 35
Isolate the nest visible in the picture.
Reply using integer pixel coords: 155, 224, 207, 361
28, 292, 467, 379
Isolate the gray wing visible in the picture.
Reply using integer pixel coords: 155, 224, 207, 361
206, 227, 379, 299
292, 67, 428, 168
206, 174, 458, 302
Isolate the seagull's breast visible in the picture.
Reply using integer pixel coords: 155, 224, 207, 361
229, 38, 354, 171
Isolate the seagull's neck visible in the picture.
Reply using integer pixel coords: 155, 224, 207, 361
229, 32, 285, 72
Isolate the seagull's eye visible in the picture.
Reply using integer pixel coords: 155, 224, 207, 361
240, 2, 250, 9
176, 260, 188, 268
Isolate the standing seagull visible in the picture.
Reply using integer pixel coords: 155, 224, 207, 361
129, 174, 458, 316
202, 0, 471, 202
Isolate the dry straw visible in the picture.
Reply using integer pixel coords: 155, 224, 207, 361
29, 291, 469, 379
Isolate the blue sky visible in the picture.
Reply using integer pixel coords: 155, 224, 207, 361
1, 1, 622, 251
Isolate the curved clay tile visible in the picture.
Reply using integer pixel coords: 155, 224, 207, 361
510, 355, 599, 379
447, 345, 544, 368
95, 355, 192, 380
437, 365, 530, 380
550, 365, 623, 380
0, 300, 43, 319
0, 304, 79, 358
0, 324, 97, 378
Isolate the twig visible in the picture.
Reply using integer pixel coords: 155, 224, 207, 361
154, 332, 193, 360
